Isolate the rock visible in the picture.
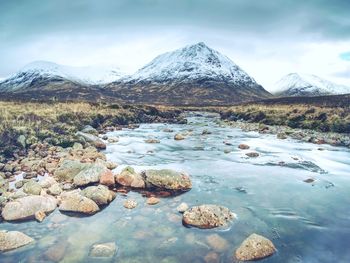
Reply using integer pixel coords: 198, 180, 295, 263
99, 169, 115, 186
54, 159, 89, 182
234, 233, 276, 261
44, 240, 68, 262
0, 230, 34, 252
204, 252, 220, 263
2, 195, 57, 221
106, 161, 118, 170
107, 137, 119, 143
183, 205, 235, 229
0, 176, 9, 194
47, 183, 62, 196
303, 178, 315, 183
202, 129, 212, 135
206, 234, 229, 252
72, 142, 83, 150
177, 202, 189, 213
81, 185, 116, 205
163, 128, 174, 132
58, 191, 99, 215
144, 138, 160, 144
146, 197, 160, 205
81, 125, 98, 135
34, 210, 46, 222
76, 131, 106, 149
116, 166, 145, 188
124, 199, 137, 209
245, 152, 259, 158
73, 163, 109, 186
142, 169, 192, 191
224, 149, 231, 154
23, 180, 42, 195
174, 133, 185, 140
17, 135, 27, 148
89, 242, 117, 257
277, 133, 287, 139
39, 176, 57, 188
238, 144, 250, 150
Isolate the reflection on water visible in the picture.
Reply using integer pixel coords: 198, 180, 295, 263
1, 112, 350, 262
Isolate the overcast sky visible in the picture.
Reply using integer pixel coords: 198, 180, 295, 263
1, 0, 350, 91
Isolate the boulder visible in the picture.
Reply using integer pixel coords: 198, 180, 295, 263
81, 185, 116, 206
174, 133, 185, 140
89, 242, 117, 257
142, 169, 192, 191
116, 166, 145, 188
58, 191, 99, 215
183, 205, 235, 229
235, 233, 276, 261
81, 125, 98, 135
23, 180, 42, 195
54, 159, 89, 182
39, 176, 58, 188
73, 164, 109, 186
47, 183, 62, 196
0, 230, 34, 252
76, 131, 106, 149
238, 144, 250, 150
1, 195, 57, 221
99, 169, 115, 186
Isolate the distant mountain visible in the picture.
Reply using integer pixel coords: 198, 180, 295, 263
274, 73, 350, 97
0, 61, 123, 92
107, 42, 271, 105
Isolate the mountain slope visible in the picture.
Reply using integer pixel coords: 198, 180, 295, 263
0, 61, 123, 92
107, 42, 271, 105
274, 73, 350, 97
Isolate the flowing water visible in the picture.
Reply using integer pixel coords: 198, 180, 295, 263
1, 112, 350, 263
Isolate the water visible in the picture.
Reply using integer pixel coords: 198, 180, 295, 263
1, 112, 350, 262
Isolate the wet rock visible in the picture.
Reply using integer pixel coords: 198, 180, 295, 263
142, 169, 192, 191
100, 169, 115, 186
235, 233, 276, 261
0, 230, 34, 252
177, 202, 189, 213
238, 144, 250, 150
44, 241, 68, 262
107, 137, 119, 143
2, 195, 57, 221
163, 128, 174, 132
206, 234, 229, 252
34, 210, 46, 222
303, 178, 315, 183
277, 133, 287, 139
59, 191, 99, 215
73, 163, 109, 186
81, 185, 116, 205
202, 129, 212, 135
146, 197, 160, 205
116, 166, 145, 188
89, 242, 117, 257
76, 131, 106, 149
144, 138, 160, 144
245, 152, 259, 158
204, 252, 220, 263
224, 149, 231, 154
183, 204, 235, 229
105, 161, 118, 170
23, 180, 42, 195
47, 183, 62, 196
54, 159, 89, 182
124, 199, 137, 209
174, 133, 185, 140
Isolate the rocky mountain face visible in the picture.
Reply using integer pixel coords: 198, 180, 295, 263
274, 73, 350, 97
107, 42, 271, 105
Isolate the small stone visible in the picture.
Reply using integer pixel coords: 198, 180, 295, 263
174, 133, 185, 140
34, 210, 46, 222
124, 199, 137, 209
235, 233, 276, 261
89, 242, 117, 258
144, 138, 160, 144
238, 144, 250, 149
245, 152, 259, 158
303, 178, 315, 183
177, 202, 189, 213
202, 129, 212, 135
146, 197, 160, 205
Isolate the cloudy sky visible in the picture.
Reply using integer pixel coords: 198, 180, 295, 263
1, 0, 350, 91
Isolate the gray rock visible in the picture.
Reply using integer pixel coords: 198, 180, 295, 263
183, 204, 235, 229
81, 125, 98, 135
1, 195, 57, 221
142, 169, 192, 191
76, 131, 106, 149
23, 180, 42, 195
58, 191, 99, 215
47, 183, 62, 196
54, 159, 90, 182
17, 135, 26, 148
89, 242, 117, 257
73, 163, 108, 186
81, 185, 116, 205
0, 230, 34, 252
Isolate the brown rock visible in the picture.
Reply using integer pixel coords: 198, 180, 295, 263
238, 144, 250, 150
174, 133, 185, 140
34, 210, 46, 222
124, 199, 137, 209
116, 166, 145, 188
146, 197, 160, 205
235, 233, 276, 261
100, 169, 115, 186
245, 152, 259, 158
142, 169, 192, 191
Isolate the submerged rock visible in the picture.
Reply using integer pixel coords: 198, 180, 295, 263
142, 169, 192, 191
235, 233, 276, 261
183, 205, 235, 229
124, 199, 137, 209
58, 191, 99, 215
1, 195, 57, 221
206, 234, 229, 252
0, 230, 34, 252
81, 185, 116, 205
116, 166, 145, 188
177, 202, 189, 213
89, 242, 117, 257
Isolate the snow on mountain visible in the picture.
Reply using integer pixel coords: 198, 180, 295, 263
121, 42, 259, 87
274, 73, 350, 96
0, 61, 123, 91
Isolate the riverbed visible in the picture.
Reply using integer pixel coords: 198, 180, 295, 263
1, 112, 350, 262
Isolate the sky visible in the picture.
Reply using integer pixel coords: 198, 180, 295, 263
1, 0, 350, 91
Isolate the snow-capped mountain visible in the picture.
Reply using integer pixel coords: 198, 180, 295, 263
109, 42, 271, 105
0, 61, 123, 92
274, 73, 350, 97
